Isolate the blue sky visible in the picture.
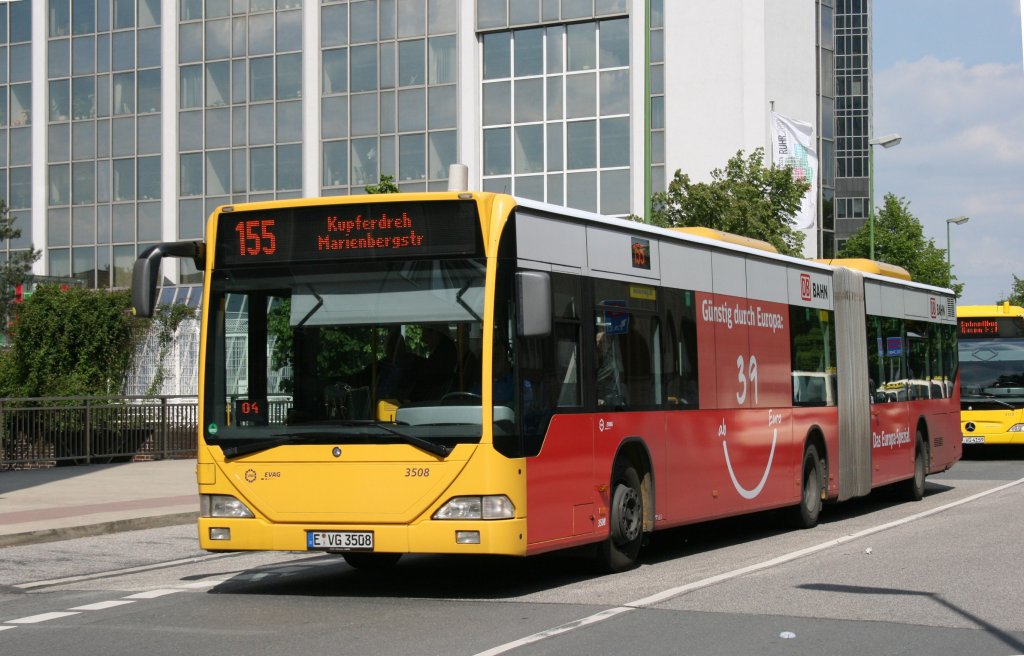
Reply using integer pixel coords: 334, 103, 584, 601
870, 0, 1024, 304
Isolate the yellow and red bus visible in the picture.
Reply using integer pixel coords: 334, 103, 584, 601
958, 303, 1024, 446
132, 192, 961, 571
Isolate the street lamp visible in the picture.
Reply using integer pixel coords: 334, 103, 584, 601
946, 215, 970, 281
868, 133, 902, 260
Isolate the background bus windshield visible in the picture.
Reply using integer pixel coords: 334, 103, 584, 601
959, 315, 1024, 408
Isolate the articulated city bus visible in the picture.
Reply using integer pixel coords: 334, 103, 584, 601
958, 303, 1024, 446
132, 192, 961, 571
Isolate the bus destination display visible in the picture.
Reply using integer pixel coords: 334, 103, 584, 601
216, 200, 480, 267
958, 317, 1024, 339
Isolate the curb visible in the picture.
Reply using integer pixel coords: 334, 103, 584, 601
0, 512, 198, 548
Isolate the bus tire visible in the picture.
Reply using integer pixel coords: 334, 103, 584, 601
342, 552, 402, 570
596, 463, 644, 573
789, 444, 823, 529
899, 433, 927, 501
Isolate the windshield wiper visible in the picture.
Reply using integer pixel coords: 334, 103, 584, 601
333, 420, 452, 458
221, 435, 317, 459
295, 284, 323, 327
455, 280, 482, 321
220, 422, 451, 460
963, 394, 1016, 410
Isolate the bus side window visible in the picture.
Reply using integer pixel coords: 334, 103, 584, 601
789, 306, 837, 407
624, 315, 655, 408
552, 275, 582, 407
555, 334, 580, 406
663, 288, 699, 409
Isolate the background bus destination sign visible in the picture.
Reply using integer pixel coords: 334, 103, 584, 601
216, 200, 480, 266
959, 317, 1024, 339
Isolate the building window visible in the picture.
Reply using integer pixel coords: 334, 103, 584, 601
481, 19, 631, 215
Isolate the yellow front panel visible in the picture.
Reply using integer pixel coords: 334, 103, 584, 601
961, 409, 1024, 445
194, 191, 525, 556
198, 442, 529, 555
215, 444, 473, 524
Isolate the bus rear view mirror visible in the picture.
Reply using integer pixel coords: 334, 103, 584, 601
131, 240, 207, 317
516, 270, 551, 337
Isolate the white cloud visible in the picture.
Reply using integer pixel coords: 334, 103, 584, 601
959, 123, 1022, 163
872, 56, 1024, 304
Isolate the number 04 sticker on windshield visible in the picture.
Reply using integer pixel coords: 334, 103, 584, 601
307, 531, 374, 551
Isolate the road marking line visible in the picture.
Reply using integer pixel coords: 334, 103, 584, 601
472, 607, 633, 656
266, 566, 310, 574
629, 476, 1024, 608
123, 589, 183, 599
7, 612, 80, 624
14, 553, 232, 590
473, 476, 1024, 656
177, 580, 229, 589
233, 572, 271, 581
68, 600, 137, 611
0, 625, 19, 631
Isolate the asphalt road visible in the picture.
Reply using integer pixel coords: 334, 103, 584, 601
2, 450, 1023, 656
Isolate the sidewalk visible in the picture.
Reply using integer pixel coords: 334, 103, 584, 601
0, 459, 198, 548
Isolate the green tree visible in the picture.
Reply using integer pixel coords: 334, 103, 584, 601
999, 275, 1024, 306
365, 174, 400, 194
649, 148, 809, 257
0, 199, 42, 336
838, 193, 960, 294
0, 286, 141, 397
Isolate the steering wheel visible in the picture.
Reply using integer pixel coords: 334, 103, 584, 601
441, 391, 482, 402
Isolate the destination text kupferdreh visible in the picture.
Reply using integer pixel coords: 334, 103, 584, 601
319, 212, 424, 252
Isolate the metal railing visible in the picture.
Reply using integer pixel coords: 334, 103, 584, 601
0, 395, 198, 470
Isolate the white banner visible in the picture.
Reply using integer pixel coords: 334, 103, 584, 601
770, 112, 817, 232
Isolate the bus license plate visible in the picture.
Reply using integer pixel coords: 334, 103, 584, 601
962, 436, 986, 444
307, 531, 374, 551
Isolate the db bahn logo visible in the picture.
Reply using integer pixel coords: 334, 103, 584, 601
799, 274, 829, 301
929, 297, 950, 320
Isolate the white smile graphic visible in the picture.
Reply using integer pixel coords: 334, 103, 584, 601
722, 428, 777, 499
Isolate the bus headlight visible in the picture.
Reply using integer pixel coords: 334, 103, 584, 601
433, 495, 515, 520
1008, 424, 1024, 432
200, 494, 255, 518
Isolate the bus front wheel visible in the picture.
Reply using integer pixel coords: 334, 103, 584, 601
596, 463, 644, 573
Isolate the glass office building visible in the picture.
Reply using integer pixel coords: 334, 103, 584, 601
832, 0, 871, 249
818, 0, 836, 258
1, 0, 864, 292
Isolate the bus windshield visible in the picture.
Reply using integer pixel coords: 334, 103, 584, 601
203, 257, 488, 448
959, 336, 1024, 408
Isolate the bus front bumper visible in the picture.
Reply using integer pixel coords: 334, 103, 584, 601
198, 516, 528, 556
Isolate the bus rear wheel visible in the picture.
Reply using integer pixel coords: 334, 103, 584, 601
342, 552, 402, 570
596, 464, 644, 573
899, 433, 927, 501
789, 444, 823, 529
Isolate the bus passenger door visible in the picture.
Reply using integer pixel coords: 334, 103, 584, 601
521, 273, 599, 547
867, 317, 912, 486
